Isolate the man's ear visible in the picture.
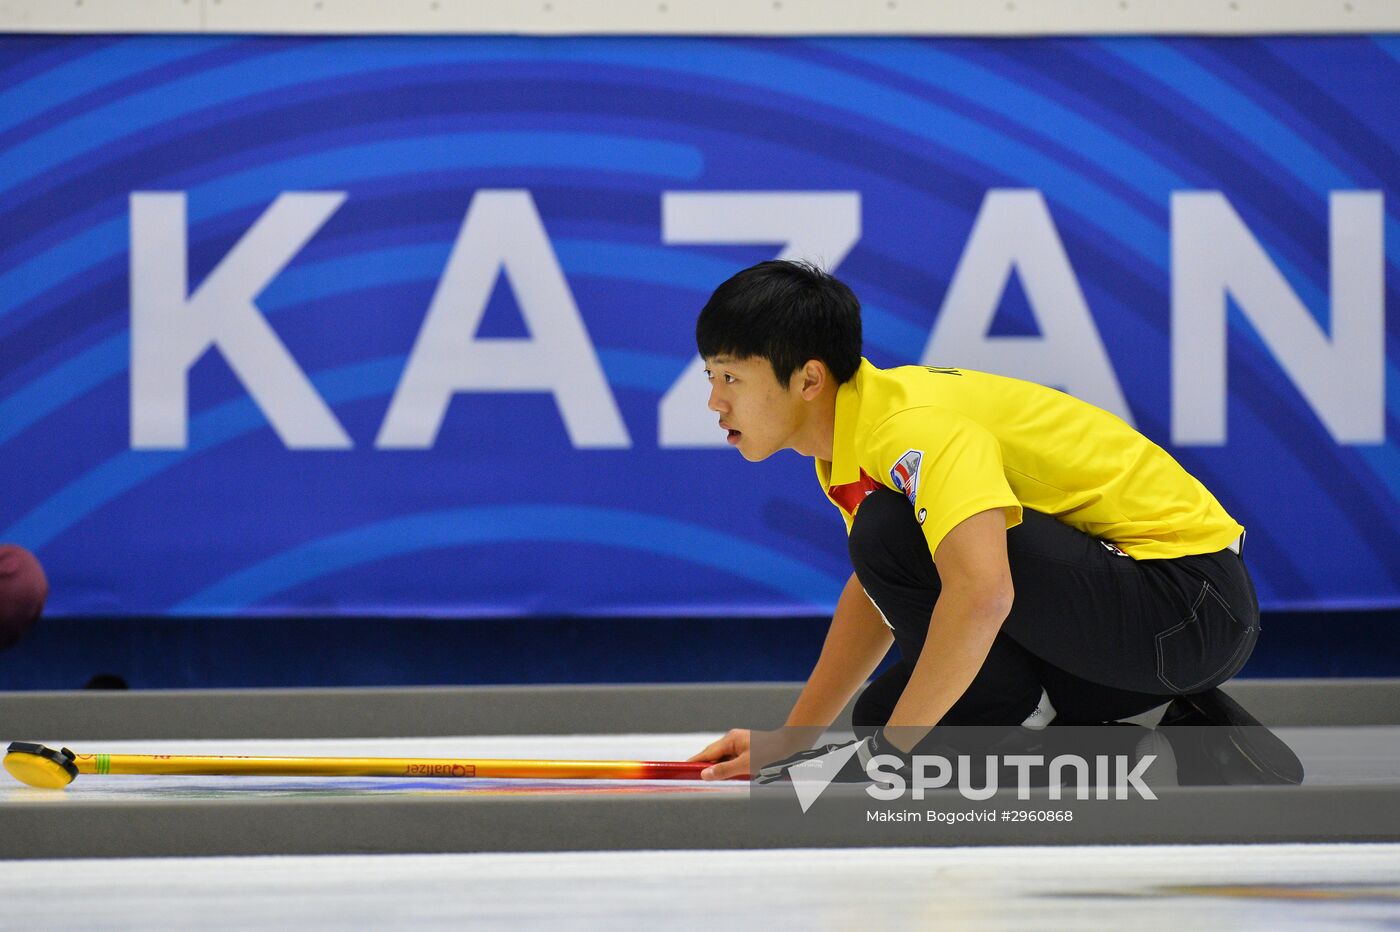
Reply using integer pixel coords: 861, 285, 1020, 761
797, 359, 827, 400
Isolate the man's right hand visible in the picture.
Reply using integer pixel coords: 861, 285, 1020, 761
687, 728, 751, 781
688, 727, 825, 781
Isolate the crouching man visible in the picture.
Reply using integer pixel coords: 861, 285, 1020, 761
687, 260, 1300, 787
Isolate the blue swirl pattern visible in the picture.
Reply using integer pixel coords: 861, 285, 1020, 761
0, 35, 1396, 615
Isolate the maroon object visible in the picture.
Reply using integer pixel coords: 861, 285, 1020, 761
0, 545, 47, 651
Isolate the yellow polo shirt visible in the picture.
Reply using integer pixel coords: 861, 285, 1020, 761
816, 359, 1244, 560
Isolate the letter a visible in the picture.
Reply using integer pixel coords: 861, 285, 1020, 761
377, 190, 628, 449
923, 190, 1134, 424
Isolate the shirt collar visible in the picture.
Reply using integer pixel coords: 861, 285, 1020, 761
826, 357, 874, 487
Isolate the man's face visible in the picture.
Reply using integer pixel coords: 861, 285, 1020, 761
703, 355, 804, 462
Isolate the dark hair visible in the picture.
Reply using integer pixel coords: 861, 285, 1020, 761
695, 260, 862, 385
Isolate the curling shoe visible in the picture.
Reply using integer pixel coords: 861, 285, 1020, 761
1157, 686, 1303, 786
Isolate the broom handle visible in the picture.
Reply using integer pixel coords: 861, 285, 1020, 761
73, 752, 710, 781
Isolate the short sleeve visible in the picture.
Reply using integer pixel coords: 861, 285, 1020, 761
866, 409, 1023, 557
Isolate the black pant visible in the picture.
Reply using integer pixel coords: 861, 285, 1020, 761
849, 488, 1260, 727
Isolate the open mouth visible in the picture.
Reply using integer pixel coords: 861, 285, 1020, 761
724, 427, 742, 445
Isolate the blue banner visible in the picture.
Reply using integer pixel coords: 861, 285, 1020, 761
1, 35, 1397, 616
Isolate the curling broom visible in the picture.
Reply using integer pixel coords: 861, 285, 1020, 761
3, 741, 713, 789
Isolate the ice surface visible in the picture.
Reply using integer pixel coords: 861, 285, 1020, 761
1, 844, 1397, 931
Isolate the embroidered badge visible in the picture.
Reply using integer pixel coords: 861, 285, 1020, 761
917, 507, 927, 525
889, 449, 923, 507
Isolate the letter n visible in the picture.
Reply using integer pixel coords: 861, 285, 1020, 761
1171, 191, 1383, 445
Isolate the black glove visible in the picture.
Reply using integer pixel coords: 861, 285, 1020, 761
754, 731, 909, 785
